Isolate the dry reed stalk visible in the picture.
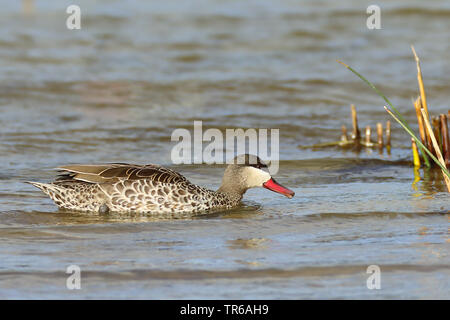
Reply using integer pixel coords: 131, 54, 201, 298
351, 104, 360, 145
432, 116, 442, 152
421, 108, 450, 192
376, 122, 383, 148
412, 47, 435, 156
440, 114, 450, 168
414, 97, 427, 146
411, 138, 421, 167
341, 125, 348, 142
385, 120, 391, 147
412, 46, 430, 118
364, 126, 373, 147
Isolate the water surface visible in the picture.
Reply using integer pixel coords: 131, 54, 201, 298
0, 0, 449, 299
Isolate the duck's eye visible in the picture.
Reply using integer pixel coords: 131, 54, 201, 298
252, 163, 266, 169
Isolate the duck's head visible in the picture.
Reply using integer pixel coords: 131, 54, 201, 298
218, 154, 295, 198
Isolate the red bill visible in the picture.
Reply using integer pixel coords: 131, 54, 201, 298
263, 178, 295, 199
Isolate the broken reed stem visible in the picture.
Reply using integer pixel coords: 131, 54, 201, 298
341, 125, 348, 142
413, 96, 432, 166
365, 126, 373, 146
440, 114, 450, 168
432, 116, 442, 152
411, 46, 430, 118
351, 104, 360, 145
414, 97, 427, 146
420, 108, 450, 192
385, 120, 391, 147
376, 123, 383, 148
412, 47, 434, 159
411, 138, 421, 167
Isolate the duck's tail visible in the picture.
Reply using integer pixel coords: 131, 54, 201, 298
25, 181, 68, 207
26, 181, 106, 212
26, 181, 55, 194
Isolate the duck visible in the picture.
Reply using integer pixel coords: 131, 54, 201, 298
27, 154, 294, 215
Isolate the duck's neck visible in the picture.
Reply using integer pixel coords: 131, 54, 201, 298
216, 184, 245, 201
216, 166, 247, 202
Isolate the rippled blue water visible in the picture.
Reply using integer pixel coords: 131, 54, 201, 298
0, 0, 449, 299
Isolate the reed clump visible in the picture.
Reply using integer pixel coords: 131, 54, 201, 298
299, 104, 391, 153
338, 46, 450, 192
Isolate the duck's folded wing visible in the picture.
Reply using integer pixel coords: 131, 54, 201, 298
55, 163, 189, 184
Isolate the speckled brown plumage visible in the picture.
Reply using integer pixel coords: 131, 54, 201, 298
28, 163, 241, 214
27, 155, 294, 215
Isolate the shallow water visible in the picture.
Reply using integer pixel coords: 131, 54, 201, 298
0, 0, 449, 299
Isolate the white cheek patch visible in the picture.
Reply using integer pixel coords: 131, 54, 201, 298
246, 167, 272, 188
